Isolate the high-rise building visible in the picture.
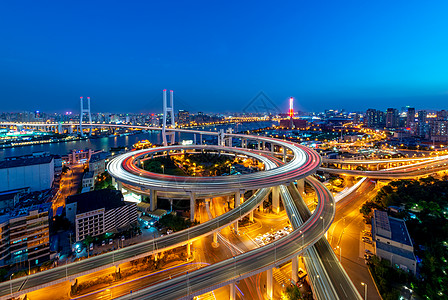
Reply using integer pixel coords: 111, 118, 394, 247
437, 110, 447, 121
386, 108, 399, 129
429, 119, 448, 141
178, 110, 190, 124
417, 111, 428, 137
365, 109, 385, 128
0, 201, 51, 267
406, 107, 415, 130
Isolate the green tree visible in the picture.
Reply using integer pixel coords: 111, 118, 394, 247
285, 285, 302, 300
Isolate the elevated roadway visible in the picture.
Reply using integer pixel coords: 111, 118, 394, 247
0, 134, 323, 300
320, 154, 448, 179
116, 174, 336, 300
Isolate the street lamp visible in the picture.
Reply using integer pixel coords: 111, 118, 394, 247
320, 216, 324, 234
10, 273, 13, 298
161, 165, 165, 174
361, 282, 367, 299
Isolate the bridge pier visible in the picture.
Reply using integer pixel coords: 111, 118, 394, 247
267, 268, 273, 299
249, 210, 254, 222
187, 242, 191, 257
291, 255, 298, 283
117, 181, 123, 192
150, 189, 157, 212
272, 186, 280, 214
212, 232, 219, 247
282, 146, 287, 162
190, 192, 196, 222
229, 282, 236, 300
296, 179, 305, 195
234, 190, 241, 232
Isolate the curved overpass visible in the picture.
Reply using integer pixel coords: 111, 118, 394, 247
0, 134, 327, 300
116, 175, 336, 300
320, 154, 448, 179
108, 140, 320, 193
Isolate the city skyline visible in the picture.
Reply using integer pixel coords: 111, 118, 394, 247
1, 1, 448, 113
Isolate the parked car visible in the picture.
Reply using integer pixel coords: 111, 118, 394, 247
109, 239, 113, 245
102, 240, 106, 246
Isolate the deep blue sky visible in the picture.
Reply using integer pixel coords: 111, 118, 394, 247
1, 1, 448, 114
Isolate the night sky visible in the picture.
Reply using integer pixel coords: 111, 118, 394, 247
1, 1, 448, 114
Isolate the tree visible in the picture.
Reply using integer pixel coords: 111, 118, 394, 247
285, 285, 302, 300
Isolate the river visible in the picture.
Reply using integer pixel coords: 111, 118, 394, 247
0, 121, 276, 160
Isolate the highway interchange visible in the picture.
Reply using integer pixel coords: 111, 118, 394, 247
1, 123, 445, 300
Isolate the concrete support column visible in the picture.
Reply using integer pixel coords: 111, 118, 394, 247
229, 283, 236, 300
249, 210, 254, 222
194, 134, 197, 145
262, 141, 265, 150
149, 189, 157, 212
190, 192, 196, 222
267, 268, 273, 299
297, 179, 305, 195
117, 181, 123, 192
283, 146, 287, 162
187, 242, 191, 257
271, 143, 275, 153
235, 190, 241, 207
212, 232, 219, 247
272, 186, 280, 214
200, 134, 203, 145
234, 190, 241, 232
291, 255, 299, 283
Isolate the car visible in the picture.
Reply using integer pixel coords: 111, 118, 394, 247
102, 240, 105, 246
89, 243, 93, 251
109, 239, 113, 245
364, 254, 372, 260
365, 249, 372, 254
121, 236, 125, 241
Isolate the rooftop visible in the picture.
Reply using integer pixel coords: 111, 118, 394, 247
374, 210, 413, 247
67, 189, 126, 214
90, 151, 110, 163
83, 171, 94, 179
0, 155, 53, 170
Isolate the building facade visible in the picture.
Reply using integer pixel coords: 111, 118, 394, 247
0, 203, 51, 267
66, 190, 137, 241
372, 210, 417, 274
0, 156, 54, 192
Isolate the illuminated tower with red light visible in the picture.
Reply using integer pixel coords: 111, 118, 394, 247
289, 97, 295, 129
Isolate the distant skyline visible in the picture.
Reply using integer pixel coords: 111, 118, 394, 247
1, 1, 448, 114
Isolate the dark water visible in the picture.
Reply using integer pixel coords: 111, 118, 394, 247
0, 121, 276, 160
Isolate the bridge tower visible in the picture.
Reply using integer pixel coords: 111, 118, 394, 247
162, 89, 175, 146
79, 96, 93, 136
